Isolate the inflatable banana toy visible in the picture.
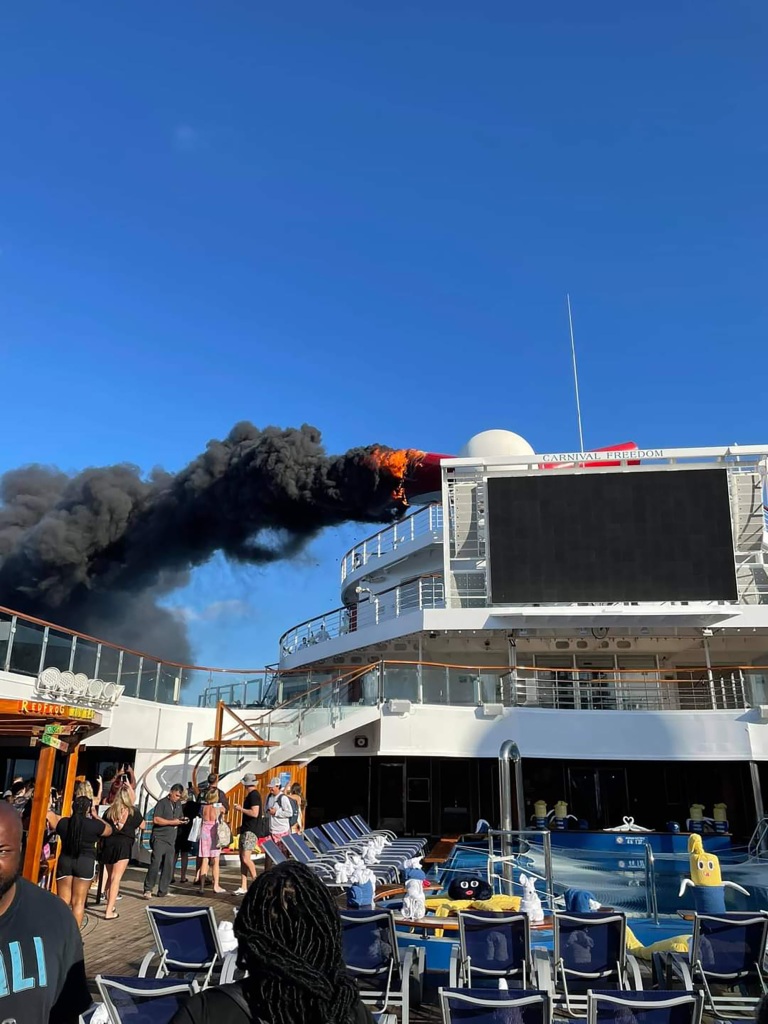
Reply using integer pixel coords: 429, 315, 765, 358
678, 834, 749, 913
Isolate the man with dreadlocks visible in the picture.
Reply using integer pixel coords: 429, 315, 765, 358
169, 861, 376, 1024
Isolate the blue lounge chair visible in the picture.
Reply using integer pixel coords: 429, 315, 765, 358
96, 975, 198, 1023
587, 991, 703, 1024
351, 814, 427, 849
321, 822, 419, 869
660, 912, 768, 1019
449, 911, 533, 989
340, 908, 425, 1024
340, 817, 426, 853
439, 987, 550, 1024
139, 906, 227, 988
261, 838, 289, 866
542, 912, 642, 1017
282, 832, 399, 885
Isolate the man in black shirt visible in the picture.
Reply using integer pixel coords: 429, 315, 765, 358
144, 783, 187, 899
0, 802, 91, 1022
233, 774, 262, 895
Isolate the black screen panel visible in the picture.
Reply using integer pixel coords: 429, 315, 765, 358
487, 469, 737, 604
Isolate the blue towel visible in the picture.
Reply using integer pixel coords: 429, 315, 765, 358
404, 867, 426, 881
564, 888, 598, 913
692, 886, 726, 914
347, 880, 375, 909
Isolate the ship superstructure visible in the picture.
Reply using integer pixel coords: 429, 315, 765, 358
0, 430, 766, 842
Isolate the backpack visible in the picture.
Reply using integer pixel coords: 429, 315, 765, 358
216, 817, 233, 849
287, 796, 299, 830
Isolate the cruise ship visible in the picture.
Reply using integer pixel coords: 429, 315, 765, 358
3, 429, 768, 873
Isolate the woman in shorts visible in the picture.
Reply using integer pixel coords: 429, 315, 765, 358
56, 795, 112, 927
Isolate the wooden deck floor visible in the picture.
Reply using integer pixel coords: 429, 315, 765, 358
81, 859, 244, 983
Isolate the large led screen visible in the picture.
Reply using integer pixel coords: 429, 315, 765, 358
487, 469, 737, 604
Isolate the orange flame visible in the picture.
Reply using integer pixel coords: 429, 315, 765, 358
368, 447, 426, 506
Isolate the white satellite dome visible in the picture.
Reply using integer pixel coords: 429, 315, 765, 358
459, 429, 535, 458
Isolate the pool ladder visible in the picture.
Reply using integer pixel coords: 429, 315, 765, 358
644, 842, 659, 925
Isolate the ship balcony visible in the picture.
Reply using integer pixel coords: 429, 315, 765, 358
340, 503, 443, 598
201, 660, 768, 713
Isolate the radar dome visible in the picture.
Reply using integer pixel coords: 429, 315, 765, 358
459, 429, 535, 458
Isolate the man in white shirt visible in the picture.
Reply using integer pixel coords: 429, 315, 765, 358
265, 778, 292, 841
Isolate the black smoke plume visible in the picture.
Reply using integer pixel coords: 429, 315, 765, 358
0, 423, 414, 662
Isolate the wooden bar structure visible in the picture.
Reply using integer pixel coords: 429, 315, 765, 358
0, 697, 104, 883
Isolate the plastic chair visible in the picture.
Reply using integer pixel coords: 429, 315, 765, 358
542, 912, 642, 1017
450, 911, 532, 988
340, 907, 425, 1024
661, 912, 768, 1019
139, 906, 225, 988
439, 987, 550, 1024
96, 975, 198, 1023
587, 990, 703, 1024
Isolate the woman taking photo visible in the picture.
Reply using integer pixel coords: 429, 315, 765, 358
198, 788, 226, 894
101, 786, 144, 920
56, 795, 112, 927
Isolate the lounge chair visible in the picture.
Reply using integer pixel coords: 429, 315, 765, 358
340, 817, 427, 854
587, 990, 703, 1024
139, 906, 229, 988
656, 911, 768, 1019
439, 987, 550, 1024
96, 975, 198, 1023
449, 910, 533, 989
282, 832, 399, 885
340, 907, 425, 1024
539, 912, 642, 1017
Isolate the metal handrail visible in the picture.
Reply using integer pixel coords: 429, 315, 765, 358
340, 503, 443, 583
485, 828, 554, 909
644, 842, 659, 924
747, 816, 768, 858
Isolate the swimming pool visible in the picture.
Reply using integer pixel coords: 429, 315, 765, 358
438, 839, 768, 916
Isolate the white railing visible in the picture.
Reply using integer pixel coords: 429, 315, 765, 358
279, 575, 445, 655
503, 668, 750, 711
340, 504, 443, 583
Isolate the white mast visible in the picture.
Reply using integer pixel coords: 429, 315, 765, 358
566, 293, 585, 452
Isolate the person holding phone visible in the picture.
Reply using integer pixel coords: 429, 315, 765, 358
143, 784, 187, 900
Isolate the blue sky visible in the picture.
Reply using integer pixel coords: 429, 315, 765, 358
1, 1, 766, 686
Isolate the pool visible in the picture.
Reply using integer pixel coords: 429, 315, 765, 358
439, 839, 768, 916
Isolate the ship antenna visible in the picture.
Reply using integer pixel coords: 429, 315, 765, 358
566, 293, 585, 451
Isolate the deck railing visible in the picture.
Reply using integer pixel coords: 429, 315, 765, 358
0, 605, 271, 706
340, 504, 443, 584
503, 667, 751, 711
279, 575, 445, 655
199, 659, 761, 713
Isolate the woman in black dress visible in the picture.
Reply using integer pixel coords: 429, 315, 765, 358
101, 786, 144, 920
56, 795, 112, 927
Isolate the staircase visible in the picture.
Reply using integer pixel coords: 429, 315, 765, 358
141, 667, 380, 799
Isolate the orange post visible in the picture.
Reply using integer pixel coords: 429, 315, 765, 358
23, 744, 56, 883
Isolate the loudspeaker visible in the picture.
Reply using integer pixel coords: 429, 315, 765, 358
354, 735, 369, 748
387, 699, 412, 715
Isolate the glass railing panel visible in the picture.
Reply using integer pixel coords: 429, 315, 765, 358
421, 665, 448, 704
157, 666, 180, 703
9, 620, 45, 676
120, 653, 141, 698
43, 630, 75, 672
72, 637, 98, 678
98, 645, 122, 685
382, 664, 418, 702
0, 612, 12, 670
448, 668, 478, 705
139, 659, 160, 700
